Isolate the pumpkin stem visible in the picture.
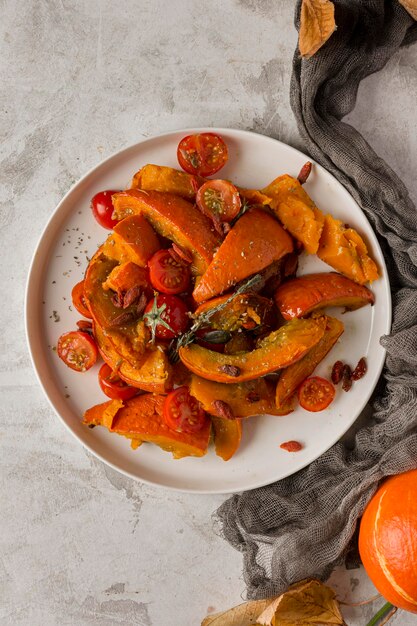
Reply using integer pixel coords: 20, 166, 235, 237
365, 602, 396, 626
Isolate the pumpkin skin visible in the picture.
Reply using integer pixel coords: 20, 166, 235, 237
274, 272, 374, 320
179, 318, 326, 383
112, 189, 221, 275
359, 469, 417, 613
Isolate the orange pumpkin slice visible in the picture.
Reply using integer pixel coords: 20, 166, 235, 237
317, 215, 379, 284
262, 174, 325, 254
190, 375, 294, 418
131, 164, 204, 200
210, 417, 242, 461
275, 316, 344, 407
192, 208, 293, 304
84, 395, 211, 459
179, 318, 326, 383
103, 214, 160, 267
112, 189, 221, 275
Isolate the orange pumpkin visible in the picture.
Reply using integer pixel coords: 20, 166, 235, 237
359, 469, 417, 613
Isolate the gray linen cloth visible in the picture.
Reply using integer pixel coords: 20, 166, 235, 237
216, 0, 417, 600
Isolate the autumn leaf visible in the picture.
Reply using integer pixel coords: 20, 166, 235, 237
201, 579, 345, 626
201, 598, 271, 626
299, 0, 336, 58
398, 0, 417, 20
257, 579, 345, 625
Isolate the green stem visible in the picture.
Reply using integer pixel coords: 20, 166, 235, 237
365, 601, 394, 626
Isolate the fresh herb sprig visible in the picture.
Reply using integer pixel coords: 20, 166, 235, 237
143, 294, 175, 344
168, 273, 263, 362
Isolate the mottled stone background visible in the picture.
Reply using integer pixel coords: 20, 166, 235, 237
2, 1, 416, 624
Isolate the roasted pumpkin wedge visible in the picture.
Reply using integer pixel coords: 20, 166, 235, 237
192, 208, 293, 304
84, 250, 149, 366
274, 272, 375, 320
131, 164, 204, 200
112, 189, 221, 275
102, 261, 151, 297
103, 214, 160, 267
210, 416, 242, 461
179, 318, 326, 383
83, 395, 211, 459
275, 316, 344, 407
94, 322, 171, 393
194, 292, 274, 333
190, 375, 294, 418
317, 215, 379, 284
261, 174, 325, 254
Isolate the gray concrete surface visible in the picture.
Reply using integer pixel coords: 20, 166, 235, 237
2, 1, 416, 624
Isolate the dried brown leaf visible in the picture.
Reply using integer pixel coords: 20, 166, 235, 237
299, 0, 336, 58
257, 579, 345, 626
398, 0, 417, 20
201, 598, 270, 626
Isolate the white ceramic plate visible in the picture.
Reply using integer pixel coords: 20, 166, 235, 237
25, 128, 391, 494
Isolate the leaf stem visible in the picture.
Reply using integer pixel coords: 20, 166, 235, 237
365, 602, 395, 626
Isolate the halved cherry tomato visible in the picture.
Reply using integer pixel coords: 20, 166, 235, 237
57, 331, 98, 372
91, 189, 121, 229
298, 376, 335, 412
71, 280, 92, 318
148, 249, 191, 295
163, 386, 208, 433
98, 363, 139, 400
196, 180, 241, 227
144, 294, 190, 340
177, 133, 228, 177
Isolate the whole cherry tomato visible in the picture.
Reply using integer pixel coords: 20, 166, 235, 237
163, 386, 208, 433
298, 376, 335, 412
98, 363, 139, 400
57, 331, 98, 372
71, 280, 92, 318
144, 294, 190, 341
177, 133, 228, 177
148, 249, 191, 295
196, 180, 241, 227
91, 189, 121, 229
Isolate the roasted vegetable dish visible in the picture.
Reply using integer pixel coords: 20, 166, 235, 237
57, 132, 378, 461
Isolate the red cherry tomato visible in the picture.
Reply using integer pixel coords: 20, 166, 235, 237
196, 180, 241, 226
163, 386, 208, 433
177, 133, 228, 177
71, 280, 92, 318
57, 331, 98, 372
91, 189, 121, 229
98, 363, 139, 400
298, 376, 335, 412
148, 249, 191, 295
144, 294, 190, 340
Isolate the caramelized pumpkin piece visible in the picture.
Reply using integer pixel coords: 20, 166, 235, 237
210, 416, 242, 461
131, 164, 204, 200
112, 190, 221, 275
179, 318, 326, 383
274, 272, 375, 320
102, 261, 150, 295
194, 292, 274, 333
94, 322, 172, 393
317, 215, 379, 284
83, 395, 211, 459
103, 215, 160, 267
262, 174, 325, 254
190, 375, 294, 418
193, 208, 293, 304
84, 250, 149, 366
275, 316, 344, 407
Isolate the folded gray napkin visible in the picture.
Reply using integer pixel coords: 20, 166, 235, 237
216, 0, 417, 599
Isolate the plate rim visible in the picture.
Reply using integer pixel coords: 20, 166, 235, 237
25, 127, 392, 494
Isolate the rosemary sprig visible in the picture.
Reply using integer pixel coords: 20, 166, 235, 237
168, 273, 263, 362
143, 294, 175, 345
